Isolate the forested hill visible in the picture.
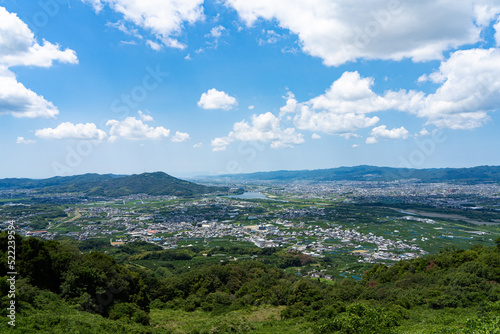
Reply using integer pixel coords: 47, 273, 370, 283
215, 165, 500, 183
0, 172, 227, 197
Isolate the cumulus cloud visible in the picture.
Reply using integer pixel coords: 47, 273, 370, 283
16, 137, 36, 144
281, 72, 385, 134
138, 110, 154, 122
408, 48, 500, 129
474, 3, 500, 26
198, 88, 238, 110
0, 7, 78, 67
225, 0, 497, 66
307, 72, 394, 113
82, 0, 205, 49
280, 71, 429, 135
0, 7, 77, 119
35, 122, 107, 141
210, 48, 500, 149
211, 136, 232, 151
366, 125, 409, 144
171, 131, 190, 142
211, 112, 304, 150
311, 133, 321, 140
0, 67, 59, 118
279, 91, 298, 116
106, 114, 170, 142
282, 53, 500, 133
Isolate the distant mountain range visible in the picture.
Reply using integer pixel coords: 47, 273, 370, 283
0, 172, 228, 197
212, 165, 500, 183
2, 166, 499, 197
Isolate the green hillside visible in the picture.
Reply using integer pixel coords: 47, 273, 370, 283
84, 172, 227, 197
0, 172, 227, 197
1, 233, 499, 333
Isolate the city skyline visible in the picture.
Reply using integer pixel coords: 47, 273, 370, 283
1, 1, 500, 178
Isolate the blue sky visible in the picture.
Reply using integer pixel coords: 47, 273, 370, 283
1, 0, 500, 178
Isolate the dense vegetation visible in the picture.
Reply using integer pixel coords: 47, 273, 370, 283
0, 172, 228, 197
0, 233, 499, 333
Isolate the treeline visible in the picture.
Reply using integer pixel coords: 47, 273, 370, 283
0, 233, 499, 333
363, 245, 500, 309
0, 234, 150, 326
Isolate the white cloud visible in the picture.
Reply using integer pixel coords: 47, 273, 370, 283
258, 29, 283, 45
83, 0, 205, 49
171, 131, 190, 142
294, 109, 380, 134
0, 7, 77, 67
138, 110, 154, 122
418, 128, 431, 137
474, 3, 500, 26
225, 0, 497, 66
0, 67, 59, 118
407, 48, 500, 129
198, 88, 238, 110
16, 137, 36, 144
282, 73, 387, 134
308, 72, 395, 114
0, 7, 77, 119
106, 112, 170, 141
209, 25, 226, 38
211, 112, 304, 150
211, 136, 232, 151
311, 133, 321, 140
146, 40, 163, 51
339, 133, 360, 140
282, 54, 500, 132
371, 125, 410, 139
352, 144, 359, 148
203, 25, 226, 50
35, 122, 107, 141
248, 105, 255, 110
366, 125, 409, 144
279, 91, 298, 116
494, 19, 500, 47
193, 142, 203, 148
82, 0, 105, 12
280, 72, 421, 134
106, 20, 143, 39
120, 40, 137, 46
